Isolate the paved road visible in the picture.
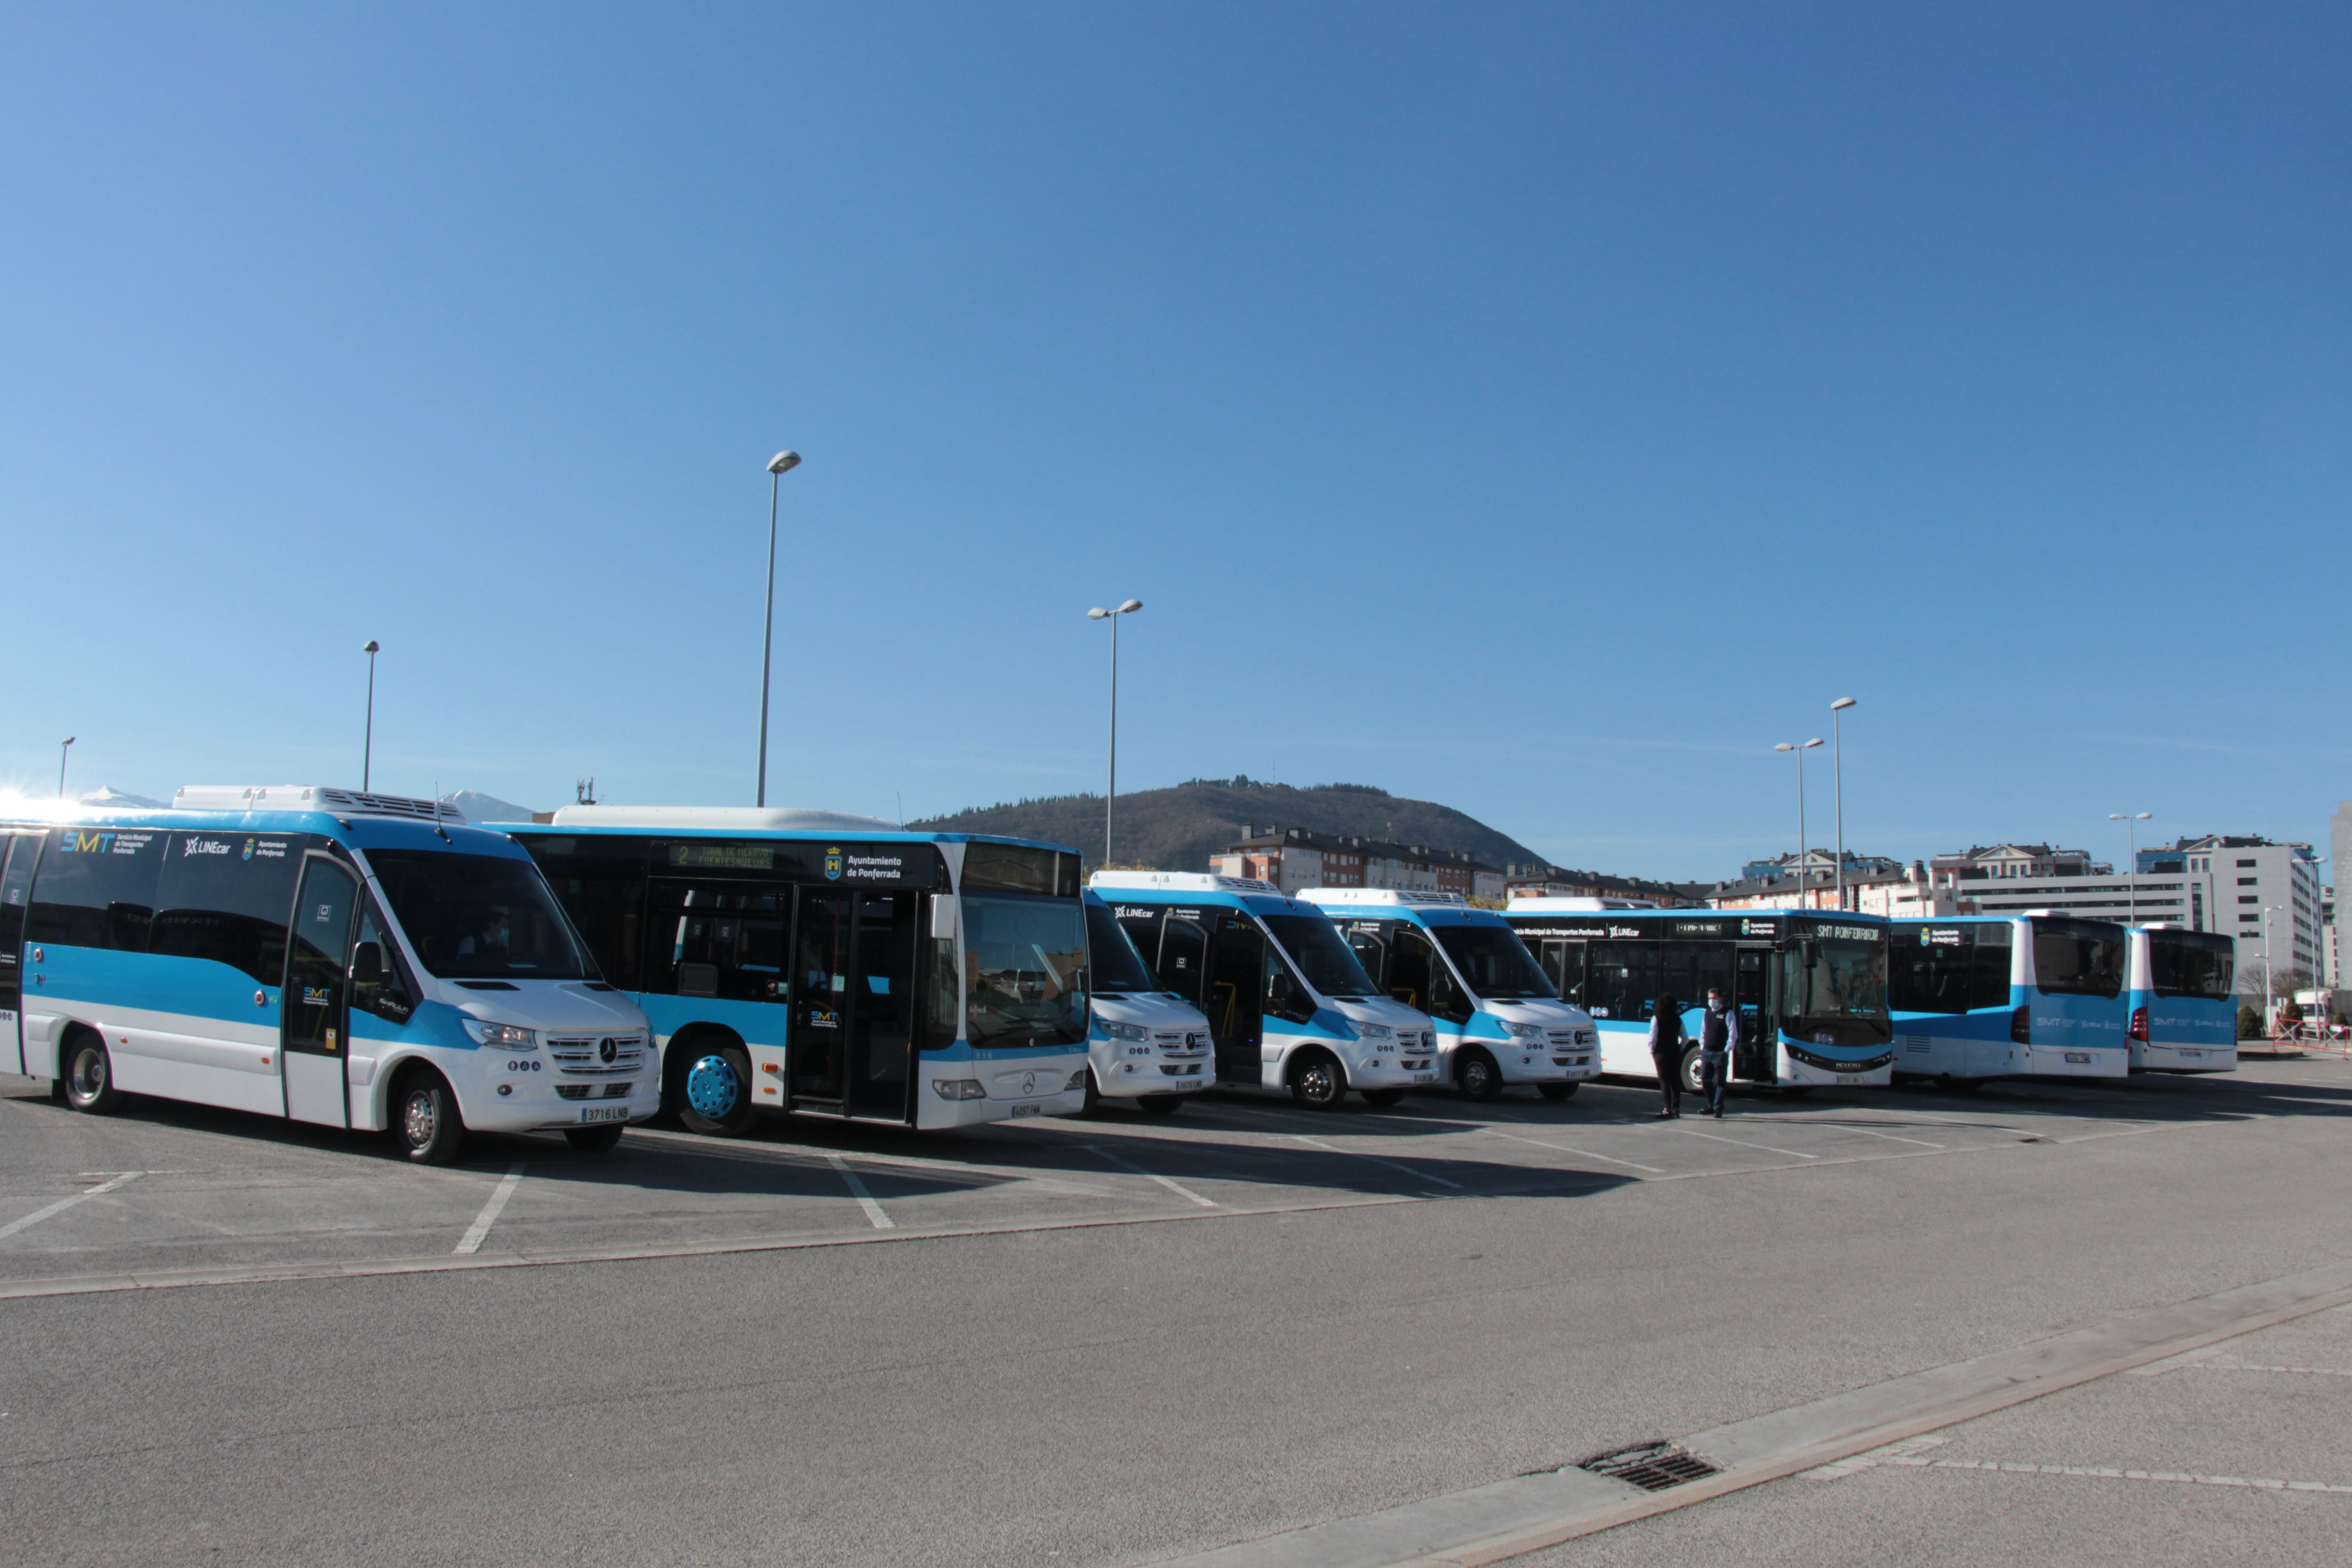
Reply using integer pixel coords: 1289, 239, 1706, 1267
2, 1056, 2346, 1566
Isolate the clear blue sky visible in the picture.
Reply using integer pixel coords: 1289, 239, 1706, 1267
3, 3, 2344, 879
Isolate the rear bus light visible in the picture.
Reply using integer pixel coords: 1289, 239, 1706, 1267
2129, 1006, 2148, 1042
2010, 1006, 2031, 1045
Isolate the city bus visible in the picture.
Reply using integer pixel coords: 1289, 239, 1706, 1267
1886, 914, 2130, 1082
2126, 924, 2237, 1074
501, 808, 1090, 1133
1295, 888, 1601, 1101
1090, 872, 1439, 1108
1500, 901, 1894, 1092
3, 786, 655, 1164
1081, 888, 1213, 1113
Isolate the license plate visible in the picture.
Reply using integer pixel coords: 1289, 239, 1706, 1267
1836, 1075, 1861, 1085
1010, 1102, 1044, 1117
579, 1106, 628, 1124
1413, 1074, 1438, 1084
2065, 1052, 2090, 1064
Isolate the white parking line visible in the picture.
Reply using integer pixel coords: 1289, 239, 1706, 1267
824, 1153, 895, 1229
1288, 1134, 1464, 1189
1082, 1145, 1218, 1208
1482, 1127, 1665, 1174
1673, 1126, 1819, 1159
453, 1164, 526, 1255
1885, 1453, 2352, 1493
0, 1171, 143, 1240
1840, 1124, 1946, 1149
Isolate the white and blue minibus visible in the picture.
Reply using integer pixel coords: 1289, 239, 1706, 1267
2126, 924, 2237, 1074
501, 808, 1090, 1133
2, 787, 656, 1164
1295, 889, 1600, 1101
1501, 902, 1895, 1092
1081, 889, 1213, 1113
1090, 872, 1439, 1108
1887, 914, 2130, 1083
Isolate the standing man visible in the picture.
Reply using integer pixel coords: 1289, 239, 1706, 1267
1648, 993, 1685, 1119
1698, 986, 1739, 1118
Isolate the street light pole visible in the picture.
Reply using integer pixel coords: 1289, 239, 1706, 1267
362, 641, 380, 791
1775, 738, 1824, 908
2108, 812, 2151, 924
1087, 600, 1143, 866
57, 737, 76, 799
756, 450, 802, 809
1830, 698, 1857, 910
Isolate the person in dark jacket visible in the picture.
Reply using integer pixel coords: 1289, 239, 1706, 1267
1648, 993, 1685, 1119
1698, 986, 1740, 1117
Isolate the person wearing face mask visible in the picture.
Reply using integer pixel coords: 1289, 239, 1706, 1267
1697, 985, 1739, 1118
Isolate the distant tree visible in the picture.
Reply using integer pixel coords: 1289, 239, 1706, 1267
2236, 1004, 2262, 1039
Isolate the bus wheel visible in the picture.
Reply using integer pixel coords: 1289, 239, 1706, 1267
1455, 1048, 1503, 1103
1137, 1094, 1185, 1115
1678, 1047, 1706, 1096
395, 1069, 465, 1165
62, 1033, 123, 1114
1361, 1088, 1406, 1107
678, 1045, 758, 1137
1287, 1051, 1345, 1110
564, 1125, 624, 1154
1538, 1082, 1578, 1102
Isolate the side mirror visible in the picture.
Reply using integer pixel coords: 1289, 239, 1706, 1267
1268, 969, 1298, 1007
352, 942, 385, 984
929, 896, 958, 942
1800, 939, 1822, 967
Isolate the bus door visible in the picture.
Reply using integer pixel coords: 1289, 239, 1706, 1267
0, 832, 35, 1075
1732, 946, 1771, 1079
1538, 940, 1587, 1011
1204, 913, 1265, 1081
788, 889, 917, 1120
282, 855, 360, 1127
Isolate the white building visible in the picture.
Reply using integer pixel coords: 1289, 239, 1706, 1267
1210, 826, 1506, 902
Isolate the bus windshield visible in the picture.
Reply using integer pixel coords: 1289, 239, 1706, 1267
1784, 924, 1889, 1039
1084, 899, 1158, 995
2034, 921, 2123, 998
1260, 914, 1377, 1000
964, 893, 1089, 1048
2150, 934, 2233, 999
365, 849, 594, 980
1432, 924, 1557, 1000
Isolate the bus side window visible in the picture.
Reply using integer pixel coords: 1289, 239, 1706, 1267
350, 894, 418, 1025
1388, 927, 1433, 1012
1155, 917, 1207, 1007
27, 828, 168, 955
1345, 929, 1387, 990
1542, 940, 1587, 1008
1423, 942, 1473, 1025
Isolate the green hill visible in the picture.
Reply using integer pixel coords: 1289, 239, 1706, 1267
907, 777, 1542, 874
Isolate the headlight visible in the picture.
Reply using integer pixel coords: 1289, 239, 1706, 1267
1356, 1022, 1392, 1040
1103, 1020, 1149, 1042
930, 1079, 987, 1100
1065, 1071, 1088, 1091
463, 1019, 536, 1050
1501, 1021, 1546, 1039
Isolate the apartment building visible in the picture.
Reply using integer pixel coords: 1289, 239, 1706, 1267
1210, 826, 1505, 901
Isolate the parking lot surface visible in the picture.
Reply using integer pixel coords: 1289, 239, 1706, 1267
3, 1055, 2348, 1566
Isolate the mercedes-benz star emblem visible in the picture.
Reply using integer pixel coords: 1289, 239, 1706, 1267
598, 1037, 617, 1065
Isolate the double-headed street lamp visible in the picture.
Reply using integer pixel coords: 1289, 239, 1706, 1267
362, 641, 381, 791
2108, 812, 2152, 924
1830, 697, 1857, 910
1088, 599, 1143, 866
755, 450, 802, 809
1774, 738, 1824, 907
58, 737, 76, 800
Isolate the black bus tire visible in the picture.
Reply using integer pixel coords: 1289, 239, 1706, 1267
1287, 1050, 1345, 1110
62, 1032, 124, 1114
1456, 1047, 1503, 1103
677, 1042, 759, 1137
394, 1068, 465, 1165
1678, 1046, 1706, 1095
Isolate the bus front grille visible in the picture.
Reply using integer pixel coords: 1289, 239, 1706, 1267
547, 1034, 648, 1076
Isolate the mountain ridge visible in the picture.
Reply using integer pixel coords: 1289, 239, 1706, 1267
908, 778, 1542, 874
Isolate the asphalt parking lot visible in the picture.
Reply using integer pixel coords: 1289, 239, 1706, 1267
3, 1055, 2348, 1567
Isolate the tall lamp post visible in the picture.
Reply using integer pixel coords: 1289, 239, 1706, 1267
756, 450, 802, 808
1774, 738, 1824, 907
1830, 697, 1857, 910
361, 641, 381, 791
1087, 599, 1143, 866
2108, 812, 2151, 924
2263, 904, 2281, 1034
57, 737, 76, 799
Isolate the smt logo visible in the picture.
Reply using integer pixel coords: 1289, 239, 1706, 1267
824, 846, 842, 881
64, 831, 115, 854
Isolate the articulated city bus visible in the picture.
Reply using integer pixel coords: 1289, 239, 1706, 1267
1296, 888, 1601, 1101
502, 808, 1090, 1132
2126, 924, 2237, 1074
1081, 888, 1214, 1113
1091, 872, 1440, 1108
1500, 902, 1894, 1092
1887, 914, 2130, 1082
3, 787, 655, 1163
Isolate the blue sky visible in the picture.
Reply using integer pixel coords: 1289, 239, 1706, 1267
2, 3, 2344, 879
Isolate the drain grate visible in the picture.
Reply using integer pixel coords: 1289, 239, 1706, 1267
1576, 1441, 1722, 1492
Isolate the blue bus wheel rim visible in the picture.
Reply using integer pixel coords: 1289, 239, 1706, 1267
685, 1054, 740, 1118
